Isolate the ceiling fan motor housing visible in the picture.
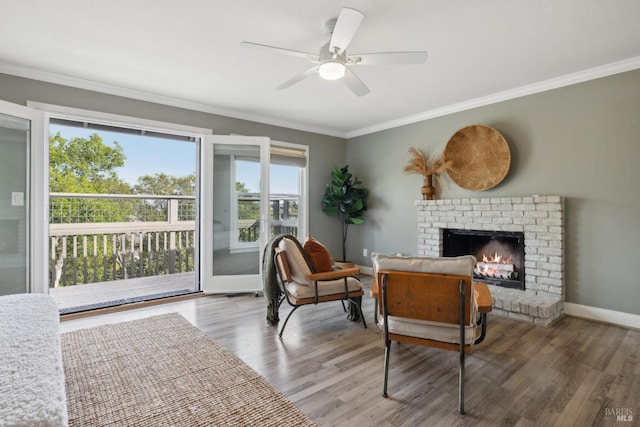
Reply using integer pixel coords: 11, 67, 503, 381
319, 42, 346, 63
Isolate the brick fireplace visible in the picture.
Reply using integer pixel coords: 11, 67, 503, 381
416, 196, 564, 325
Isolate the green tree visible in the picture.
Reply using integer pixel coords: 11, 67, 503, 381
49, 132, 130, 194
134, 173, 196, 221
134, 173, 195, 196
235, 181, 250, 192
49, 133, 132, 224
235, 181, 259, 220
235, 181, 259, 242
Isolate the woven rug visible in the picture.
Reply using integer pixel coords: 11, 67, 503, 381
61, 313, 316, 426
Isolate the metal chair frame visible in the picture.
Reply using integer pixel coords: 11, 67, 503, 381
274, 248, 367, 337
379, 270, 486, 415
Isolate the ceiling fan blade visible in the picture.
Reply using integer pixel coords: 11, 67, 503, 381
276, 66, 317, 90
343, 68, 370, 97
351, 51, 428, 65
241, 41, 319, 62
329, 7, 364, 55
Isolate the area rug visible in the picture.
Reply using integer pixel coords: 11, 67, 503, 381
61, 313, 315, 426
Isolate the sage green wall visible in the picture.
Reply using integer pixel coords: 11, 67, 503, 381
347, 68, 640, 315
0, 73, 347, 260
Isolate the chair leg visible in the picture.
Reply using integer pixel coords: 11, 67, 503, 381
357, 299, 367, 328
278, 305, 301, 338
373, 298, 378, 326
458, 344, 465, 415
474, 312, 488, 345
458, 278, 466, 415
382, 340, 391, 398
346, 297, 366, 327
340, 299, 347, 312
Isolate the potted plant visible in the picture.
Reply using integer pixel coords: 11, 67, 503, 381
321, 165, 369, 266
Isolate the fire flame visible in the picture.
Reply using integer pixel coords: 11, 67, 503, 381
476, 250, 516, 279
482, 252, 512, 264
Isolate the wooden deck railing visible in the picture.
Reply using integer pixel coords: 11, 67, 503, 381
49, 193, 299, 287
49, 194, 196, 288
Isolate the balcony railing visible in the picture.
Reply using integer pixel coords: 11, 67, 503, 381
49, 193, 195, 288
49, 192, 299, 287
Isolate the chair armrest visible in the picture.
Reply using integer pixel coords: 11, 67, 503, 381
307, 267, 360, 281
474, 282, 493, 313
370, 276, 380, 299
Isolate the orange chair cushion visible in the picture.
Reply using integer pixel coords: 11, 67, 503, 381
303, 235, 333, 272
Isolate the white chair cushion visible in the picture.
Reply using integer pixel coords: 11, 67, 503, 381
371, 252, 475, 276
279, 237, 313, 285
285, 277, 362, 299
379, 316, 478, 345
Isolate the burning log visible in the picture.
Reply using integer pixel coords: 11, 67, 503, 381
476, 262, 514, 272
478, 271, 518, 280
474, 267, 518, 280
475, 261, 518, 280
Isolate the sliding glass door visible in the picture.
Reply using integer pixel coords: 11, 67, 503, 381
201, 135, 270, 293
0, 101, 42, 295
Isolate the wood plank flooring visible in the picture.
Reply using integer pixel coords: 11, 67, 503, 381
59, 278, 639, 426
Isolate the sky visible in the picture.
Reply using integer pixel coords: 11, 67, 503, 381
50, 124, 298, 194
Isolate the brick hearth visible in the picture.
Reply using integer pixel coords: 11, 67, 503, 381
416, 196, 564, 326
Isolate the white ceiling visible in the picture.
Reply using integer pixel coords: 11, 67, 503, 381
1, 1, 639, 138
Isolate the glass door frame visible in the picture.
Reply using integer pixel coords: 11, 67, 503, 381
28, 101, 211, 296
0, 99, 46, 293
201, 134, 270, 294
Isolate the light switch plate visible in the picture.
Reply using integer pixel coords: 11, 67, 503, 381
11, 192, 24, 206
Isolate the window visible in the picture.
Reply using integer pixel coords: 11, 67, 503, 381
228, 142, 308, 251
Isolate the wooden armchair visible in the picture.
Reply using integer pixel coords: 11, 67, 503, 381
371, 253, 492, 415
273, 237, 367, 337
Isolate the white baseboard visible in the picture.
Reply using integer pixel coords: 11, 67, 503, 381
564, 303, 640, 330
356, 265, 373, 276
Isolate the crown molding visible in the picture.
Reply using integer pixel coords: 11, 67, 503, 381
2, 56, 639, 140
0, 62, 347, 138
346, 56, 640, 138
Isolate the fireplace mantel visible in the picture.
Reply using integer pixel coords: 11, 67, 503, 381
416, 196, 564, 325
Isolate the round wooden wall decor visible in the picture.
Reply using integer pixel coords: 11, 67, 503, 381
443, 124, 511, 191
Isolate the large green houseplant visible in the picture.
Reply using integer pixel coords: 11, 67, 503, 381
322, 165, 369, 263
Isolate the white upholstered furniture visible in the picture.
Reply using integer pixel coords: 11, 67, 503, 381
0, 294, 68, 426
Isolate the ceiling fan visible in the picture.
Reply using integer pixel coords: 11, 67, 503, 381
241, 7, 427, 96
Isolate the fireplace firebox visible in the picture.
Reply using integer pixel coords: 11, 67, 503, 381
443, 228, 525, 290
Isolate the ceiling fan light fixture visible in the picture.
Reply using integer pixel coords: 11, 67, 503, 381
318, 61, 346, 80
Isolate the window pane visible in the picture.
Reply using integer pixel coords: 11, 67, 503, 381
270, 163, 300, 239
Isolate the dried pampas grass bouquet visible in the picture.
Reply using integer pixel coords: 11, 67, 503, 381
403, 147, 450, 200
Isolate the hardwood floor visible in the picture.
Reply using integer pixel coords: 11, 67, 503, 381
59, 278, 639, 426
